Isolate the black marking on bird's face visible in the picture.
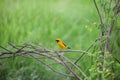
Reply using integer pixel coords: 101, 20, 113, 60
56, 40, 59, 42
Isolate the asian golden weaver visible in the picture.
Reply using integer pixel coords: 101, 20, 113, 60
56, 39, 70, 49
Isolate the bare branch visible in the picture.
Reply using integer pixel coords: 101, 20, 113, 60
93, 0, 103, 24
27, 54, 74, 77
55, 51, 82, 80
0, 46, 11, 53
0, 43, 89, 79
74, 37, 102, 64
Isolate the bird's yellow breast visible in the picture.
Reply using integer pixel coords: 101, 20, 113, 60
57, 41, 67, 49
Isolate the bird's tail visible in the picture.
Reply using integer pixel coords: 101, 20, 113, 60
67, 46, 71, 49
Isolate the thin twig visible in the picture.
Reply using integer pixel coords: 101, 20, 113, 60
0, 46, 11, 52
61, 54, 87, 78
74, 37, 101, 64
28, 54, 74, 77
93, 0, 103, 24
55, 51, 82, 80
113, 56, 120, 64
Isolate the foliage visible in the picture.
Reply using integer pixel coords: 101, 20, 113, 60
89, 0, 120, 80
0, 0, 120, 80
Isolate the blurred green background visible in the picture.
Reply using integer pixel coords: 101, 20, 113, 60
0, 0, 100, 80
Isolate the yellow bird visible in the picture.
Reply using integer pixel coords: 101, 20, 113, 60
56, 39, 70, 49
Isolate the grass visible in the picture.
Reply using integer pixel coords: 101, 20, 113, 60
0, 0, 100, 80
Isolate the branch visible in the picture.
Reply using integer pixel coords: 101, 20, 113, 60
0, 43, 89, 79
106, 0, 120, 53
0, 46, 11, 53
55, 51, 82, 80
93, 0, 103, 24
113, 56, 120, 64
0, 49, 91, 56
74, 37, 101, 64
28, 54, 74, 77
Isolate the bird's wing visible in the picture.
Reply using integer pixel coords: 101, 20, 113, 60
62, 42, 67, 47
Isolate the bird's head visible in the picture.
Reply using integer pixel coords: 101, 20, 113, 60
56, 39, 61, 42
